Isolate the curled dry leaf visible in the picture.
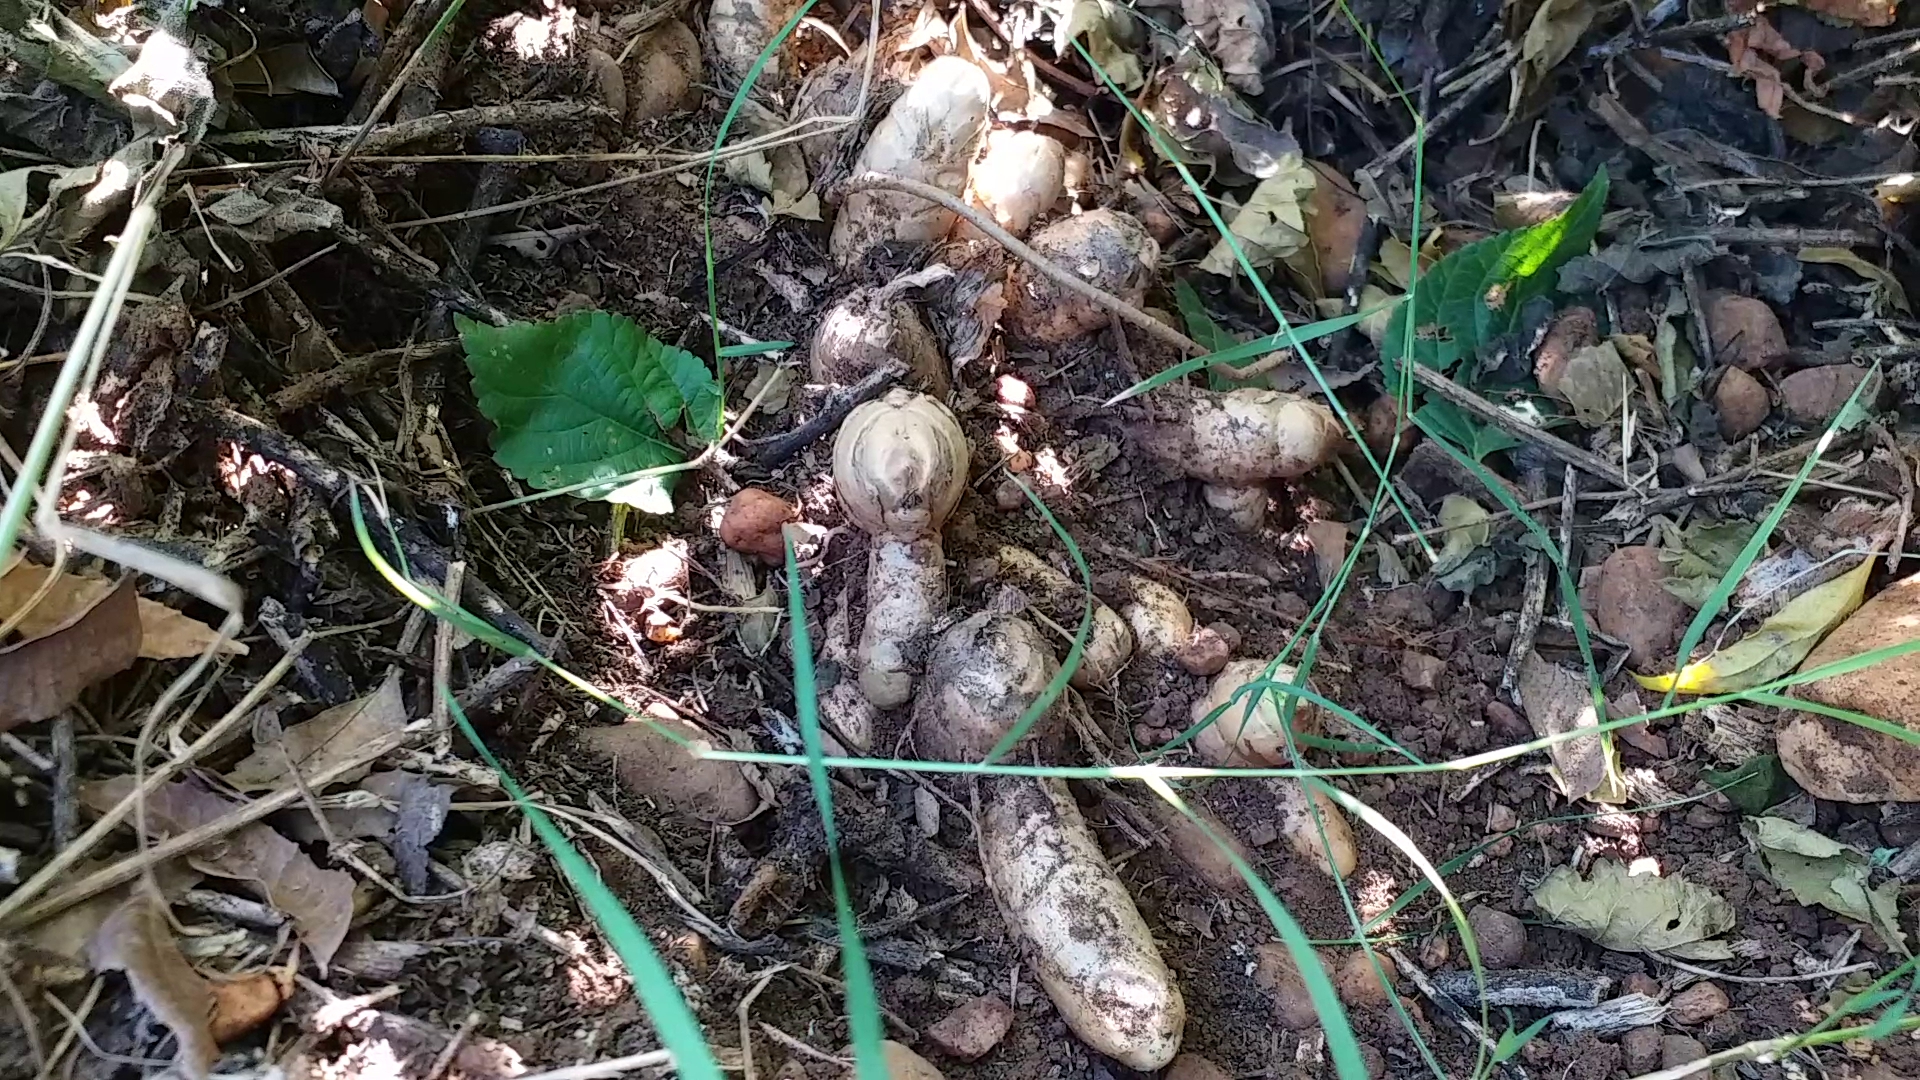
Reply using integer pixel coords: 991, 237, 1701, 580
225, 673, 407, 790
1198, 155, 1316, 276
1181, 0, 1271, 94
81, 778, 356, 972
0, 556, 246, 660
1742, 816, 1904, 949
1726, 16, 1824, 120
1517, 651, 1624, 804
91, 895, 219, 1080
0, 575, 140, 733
1797, 246, 1911, 315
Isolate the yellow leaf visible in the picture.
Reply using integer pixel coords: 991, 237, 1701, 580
0, 559, 245, 661
1798, 247, 1911, 314
1198, 155, 1318, 276
1636, 556, 1874, 694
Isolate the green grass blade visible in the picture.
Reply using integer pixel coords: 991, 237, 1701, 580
442, 692, 723, 1080
1104, 308, 1381, 405
784, 537, 888, 1080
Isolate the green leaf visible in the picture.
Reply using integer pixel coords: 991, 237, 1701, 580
1414, 400, 1521, 461
1493, 1016, 1553, 1064
717, 340, 793, 359
1704, 755, 1793, 815
1174, 279, 1262, 392
459, 310, 719, 513
1384, 168, 1608, 375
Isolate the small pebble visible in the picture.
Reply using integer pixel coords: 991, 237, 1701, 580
1176, 626, 1232, 676
1487, 803, 1519, 834
1620, 1026, 1662, 1074
992, 476, 1026, 511
1684, 805, 1727, 829
1399, 650, 1446, 691
1486, 701, 1528, 739
1466, 904, 1527, 969
1419, 932, 1450, 969
1668, 981, 1730, 1024
1714, 366, 1769, 440
925, 994, 1013, 1060
1334, 951, 1398, 1009
1356, 1042, 1387, 1080
1164, 1055, 1229, 1080
1660, 1034, 1708, 1070
1245, 819, 1279, 847
1622, 973, 1661, 999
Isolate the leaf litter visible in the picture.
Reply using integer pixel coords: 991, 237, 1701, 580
90, 894, 220, 1080
225, 672, 408, 790
1533, 858, 1736, 959
1743, 816, 1906, 953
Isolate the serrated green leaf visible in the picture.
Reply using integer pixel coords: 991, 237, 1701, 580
1385, 168, 1608, 376
459, 311, 719, 513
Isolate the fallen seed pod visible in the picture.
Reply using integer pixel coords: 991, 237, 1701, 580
626, 20, 703, 126
987, 545, 1133, 688
810, 289, 949, 396
833, 389, 970, 707
962, 129, 1067, 239
980, 775, 1186, 1069
914, 610, 1068, 762
830, 56, 991, 269
1004, 209, 1157, 345
1188, 658, 1324, 767
581, 708, 763, 824
1136, 388, 1345, 531
706, 0, 799, 89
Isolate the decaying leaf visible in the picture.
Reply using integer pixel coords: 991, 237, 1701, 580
1541, 341, 1629, 425
385, 771, 454, 895
91, 895, 219, 1080
1198, 154, 1317, 276
1181, 0, 1272, 94
1517, 651, 1624, 803
1658, 519, 1754, 608
82, 778, 355, 972
1147, 59, 1299, 179
1798, 247, 1911, 315
1431, 495, 1491, 577
1533, 858, 1735, 959
1513, 0, 1595, 105
1795, 0, 1900, 28
1290, 161, 1368, 298
0, 576, 140, 733
1705, 754, 1793, 815
1057, 0, 1144, 89
1727, 16, 1824, 119
0, 556, 245, 660
225, 673, 407, 790
1743, 816, 1905, 950
1637, 556, 1873, 694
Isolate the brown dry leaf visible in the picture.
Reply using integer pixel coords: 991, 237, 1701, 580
1303, 520, 1349, 592
1290, 161, 1367, 299
1798, 246, 1912, 314
0, 557, 246, 661
209, 972, 286, 1042
82, 778, 355, 972
1199, 153, 1317, 276
225, 673, 407, 790
91, 895, 218, 1080
0, 576, 140, 733
1517, 651, 1626, 803
1727, 16, 1825, 119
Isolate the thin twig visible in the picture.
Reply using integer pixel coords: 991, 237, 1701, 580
1654, 954, 1877, 985
432, 560, 466, 756
1408, 364, 1632, 488
1363, 45, 1518, 175
324, 0, 472, 182
203, 243, 340, 311
511, 1051, 675, 1080
748, 364, 901, 465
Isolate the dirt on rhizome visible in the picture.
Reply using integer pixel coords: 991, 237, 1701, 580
3, 0, 1920, 1078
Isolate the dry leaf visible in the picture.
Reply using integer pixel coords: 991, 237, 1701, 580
1517, 650, 1625, 803
209, 972, 286, 1042
1637, 556, 1873, 694
1542, 341, 1631, 425
1292, 161, 1367, 298
225, 673, 407, 790
1743, 816, 1905, 949
1303, 520, 1348, 593
91, 895, 218, 1080
382, 770, 454, 895
1199, 154, 1317, 275
1799, 0, 1899, 27
1533, 858, 1735, 959
82, 778, 355, 972
1181, 0, 1272, 94
0, 557, 245, 660
0, 576, 140, 733
1798, 246, 1912, 314
1727, 16, 1824, 119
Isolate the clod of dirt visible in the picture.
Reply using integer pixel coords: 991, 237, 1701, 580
1333, 950, 1398, 1009
963, 130, 1066, 239
1357, 1043, 1387, 1080
1660, 1034, 1707, 1070
1253, 942, 1333, 1028
719, 488, 797, 565
1465, 904, 1528, 969
1531, 306, 1599, 389
1487, 700, 1529, 740
1174, 624, 1232, 676
867, 1041, 946, 1080
1593, 546, 1690, 671
208, 972, 284, 1042
584, 48, 624, 119
1189, 658, 1323, 767
1164, 1054, 1231, 1080
1133, 388, 1346, 531
1714, 366, 1770, 439
1399, 650, 1445, 691
1779, 365, 1882, 426
581, 710, 762, 824
1620, 1026, 1662, 1074
1778, 570, 1920, 801
1668, 981, 1729, 1024
924, 994, 1013, 1060
980, 775, 1185, 1070
707, 0, 799, 88
626, 20, 702, 126
811, 290, 950, 396
1706, 293, 1789, 370
831, 57, 991, 268
1003, 209, 1158, 345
